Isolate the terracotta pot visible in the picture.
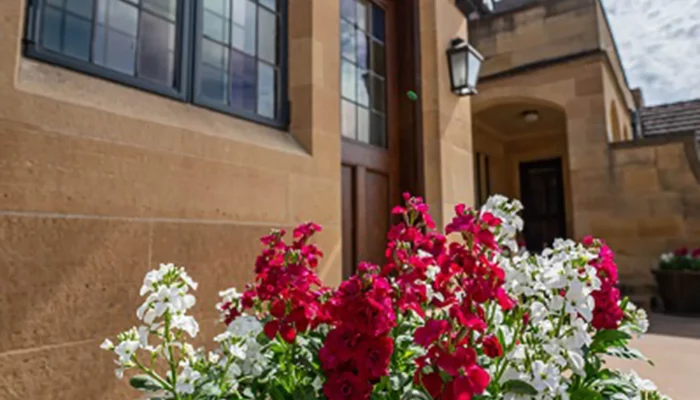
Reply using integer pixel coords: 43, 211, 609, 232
653, 269, 700, 315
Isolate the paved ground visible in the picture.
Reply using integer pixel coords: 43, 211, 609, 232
606, 313, 700, 400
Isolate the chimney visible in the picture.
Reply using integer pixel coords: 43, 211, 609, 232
631, 88, 644, 109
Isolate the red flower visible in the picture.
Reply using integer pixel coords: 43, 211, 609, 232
448, 365, 490, 400
357, 335, 394, 380
416, 372, 444, 398
674, 247, 689, 257
319, 327, 362, 372
414, 319, 450, 347
482, 335, 503, 358
323, 371, 372, 400
692, 248, 700, 258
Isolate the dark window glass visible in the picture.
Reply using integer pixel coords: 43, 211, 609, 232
138, 12, 176, 85
27, 0, 289, 126
340, 0, 387, 147
230, 50, 257, 113
371, 3, 385, 41
195, 0, 282, 120
34, 0, 178, 87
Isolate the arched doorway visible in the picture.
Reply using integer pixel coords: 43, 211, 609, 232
472, 98, 571, 251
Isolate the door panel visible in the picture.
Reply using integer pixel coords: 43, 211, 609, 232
341, 166, 355, 278
364, 170, 390, 265
519, 158, 567, 253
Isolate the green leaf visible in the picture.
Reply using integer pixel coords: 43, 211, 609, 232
606, 346, 654, 365
129, 374, 162, 392
502, 379, 538, 395
407, 91, 418, 101
571, 388, 603, 400
590, 330, 631, 352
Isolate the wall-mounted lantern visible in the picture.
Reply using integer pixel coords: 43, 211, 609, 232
446, 38, 484, 96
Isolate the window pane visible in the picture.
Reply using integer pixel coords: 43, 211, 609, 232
143, 0, 178, 20
356, 31, 368, 68
102, 29, 136, 74
41, 7, 63, 52
200, 65, 229, 103
356, 0, 368, 31
357, 106, 369, 143
370, 112, 386, 147
341, 20, 355, 62
372, 3, 385, 41
203, 9, 230, 44
370, 75, 384, 112
230, 50, 257, 112
371, 40, 385, 76
202, 39, 229, 69
258, 8, 276, 64
200, 39, 230, 102
258, 62, 276, 118
341, 100, 357, 139
108, 0, 138, 34
259, 0, 276, 11
341, 0, 355, 22
47, 0, 65, 6
357, 68, 369, 107
138, 13, 176, 85
341, 60, 356, 101
232, 0, 256, 55
204, 0, 229, 15
65, 0, 93, 19
63, 15, 92, 60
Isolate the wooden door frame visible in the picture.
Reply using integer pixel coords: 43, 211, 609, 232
396, 0, 425, 198
340, 0, 424, 278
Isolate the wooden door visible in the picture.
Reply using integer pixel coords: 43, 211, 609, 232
340, 0, 399, 277
519, 158, 567, 252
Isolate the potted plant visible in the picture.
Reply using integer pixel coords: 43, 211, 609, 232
100, 194, 670, 400
654, 247, 700, 314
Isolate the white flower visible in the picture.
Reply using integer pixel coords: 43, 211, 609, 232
174, 364, 201, 395
100, 339, 114, 350
114, 367, 125, 380
660, 252, 674, 263
229, 343, 247, 360
208, 351, 221, 364
530, 360, 561, 393
114, 339, 139, 364
172, 315, 200, 338
227, 315, 263, 338
312, 376, 323, 391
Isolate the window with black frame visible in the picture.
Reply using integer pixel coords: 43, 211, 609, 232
24, 0, 288, 127
194, 0, 283, 122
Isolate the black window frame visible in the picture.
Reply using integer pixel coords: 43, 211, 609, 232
23, 0, 290, 130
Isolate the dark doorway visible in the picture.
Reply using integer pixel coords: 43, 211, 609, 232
519, 158, 566, 252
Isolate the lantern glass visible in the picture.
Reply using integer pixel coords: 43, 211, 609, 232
449, 49, 468, 89
467, 50, 482, 88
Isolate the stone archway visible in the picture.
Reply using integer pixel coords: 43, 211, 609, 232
472, 97, 573, 247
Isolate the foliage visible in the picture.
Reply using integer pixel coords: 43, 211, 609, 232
658, 247, 700, 271
102, 194, 669, 400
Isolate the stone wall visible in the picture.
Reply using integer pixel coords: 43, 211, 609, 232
0, 0, 343, 398
604, 136, 700, 301
470, 0, 599, 77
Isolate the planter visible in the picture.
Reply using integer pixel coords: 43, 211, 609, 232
653, 269, 700, 315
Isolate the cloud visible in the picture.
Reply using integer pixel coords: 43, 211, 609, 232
601, 0, 700, 106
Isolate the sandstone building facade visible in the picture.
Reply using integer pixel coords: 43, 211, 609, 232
0, 0, 698, 398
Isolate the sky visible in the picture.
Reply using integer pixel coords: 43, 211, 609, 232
600, 0, 700, 106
